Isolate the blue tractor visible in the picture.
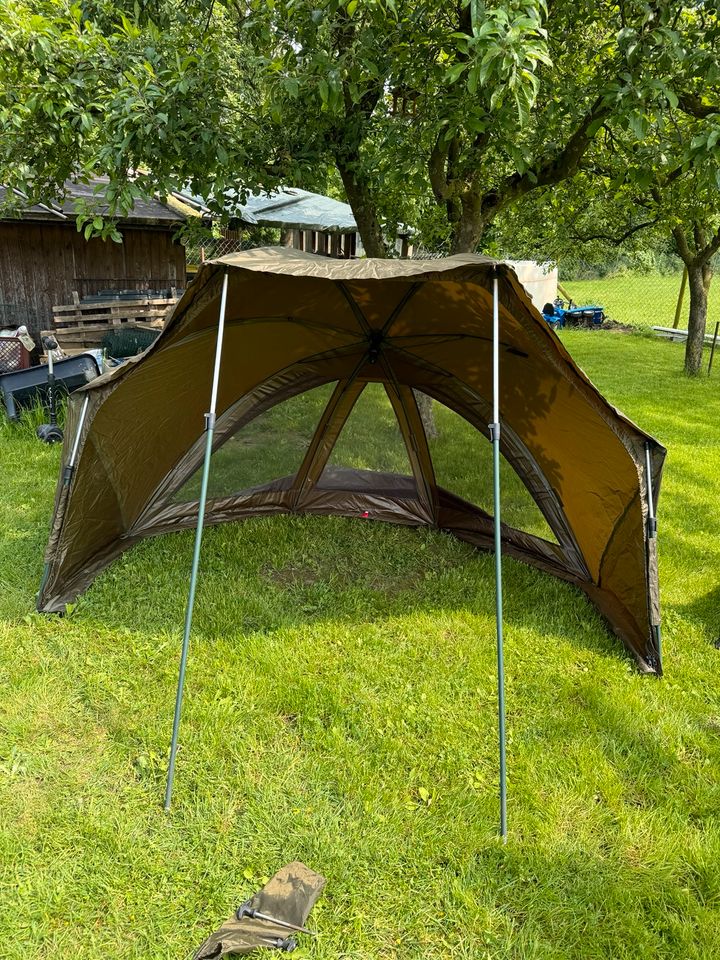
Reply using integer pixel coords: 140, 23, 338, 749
542, 297, 605, 330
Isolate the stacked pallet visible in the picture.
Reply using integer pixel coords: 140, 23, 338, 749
44, 293, 178, 354
652, 325, 718, 344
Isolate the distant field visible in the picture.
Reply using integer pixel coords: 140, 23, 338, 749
562, 271, 720, 330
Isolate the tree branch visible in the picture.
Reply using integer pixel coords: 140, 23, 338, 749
699, 224, 720, 265
671, 223, 692, 265
429, 131, 450, 202
694, 221, 706, 252
479, 96, 612, 221
569, 217, 659, 244
677, 92, 720, 118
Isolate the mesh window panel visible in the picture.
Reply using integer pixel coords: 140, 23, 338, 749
424, 396, 558, 543
173, 382, 336, 502
318, 381, 416, 493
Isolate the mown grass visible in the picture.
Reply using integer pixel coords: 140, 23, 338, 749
1, 330, 720, 959
562, 271, 720, 331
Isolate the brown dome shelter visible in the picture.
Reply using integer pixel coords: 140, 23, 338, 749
38, 248, 664, 825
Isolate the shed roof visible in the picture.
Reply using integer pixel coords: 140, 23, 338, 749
0, 178, 185, 227
173, 186, 356, 233
237, 188, 357, 233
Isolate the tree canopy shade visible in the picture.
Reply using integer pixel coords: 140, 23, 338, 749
492, 65, 720, 378
239, 0, 720, 254
39, 248, 664, 674
3, 0, 719, 261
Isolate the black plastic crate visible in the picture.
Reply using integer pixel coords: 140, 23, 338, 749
0, 354, 100, 421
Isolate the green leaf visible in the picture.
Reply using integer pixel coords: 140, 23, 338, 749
282, 76, 299, 98
467, 65, 480, 96
628, 112, 649, 140
445, 62, 467, 85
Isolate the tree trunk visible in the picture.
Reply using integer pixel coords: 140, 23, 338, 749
449, 194, 485, 254
336, 156, 388, 258
685, 260, 712, 376
413, 389, 438, 438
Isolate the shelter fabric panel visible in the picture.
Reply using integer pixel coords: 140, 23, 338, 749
87, 319, 357, 530
167, 270, 365, 343
40, 427, 126, 609
396, 295, 639, 582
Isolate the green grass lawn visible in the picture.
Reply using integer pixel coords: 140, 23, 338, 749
562, 271, 720, 330
1, 331, 720, 959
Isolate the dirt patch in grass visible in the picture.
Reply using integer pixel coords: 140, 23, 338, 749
263, 562, 322, 588
263, 559, 426, 596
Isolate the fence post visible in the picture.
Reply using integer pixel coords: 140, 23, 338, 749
673, 269, 687, 329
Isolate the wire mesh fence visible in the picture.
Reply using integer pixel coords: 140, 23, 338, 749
559, 258, 718, 330
182, 234, 267, 266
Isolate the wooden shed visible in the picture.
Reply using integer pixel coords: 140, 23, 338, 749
172, 186, 361, 276
0, 180, 186, 340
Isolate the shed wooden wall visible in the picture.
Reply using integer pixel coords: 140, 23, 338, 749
0, 221, 185, 337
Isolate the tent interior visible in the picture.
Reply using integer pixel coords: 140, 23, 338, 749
38, 248, 664, 674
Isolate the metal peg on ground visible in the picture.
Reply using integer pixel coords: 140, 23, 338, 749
235, 900, 316, 936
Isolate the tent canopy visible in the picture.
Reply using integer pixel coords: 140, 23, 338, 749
39, 247, 664, 672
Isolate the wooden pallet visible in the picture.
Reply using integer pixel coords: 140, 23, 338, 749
53, 295, 176, 327
42, 319, 164, 352
652, 325, 717, 344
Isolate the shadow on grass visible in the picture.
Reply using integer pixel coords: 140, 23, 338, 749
8, 515, 716, 959
62, 514, 634, 667
675, 583, 720, 642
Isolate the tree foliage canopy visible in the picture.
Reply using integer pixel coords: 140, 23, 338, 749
1, 0, 720, 268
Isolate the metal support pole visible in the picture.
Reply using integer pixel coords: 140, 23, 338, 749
490, 270, 507, 839
164, 270, 230, 811
65, 395, 90, 484
644, 442, 662, 669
